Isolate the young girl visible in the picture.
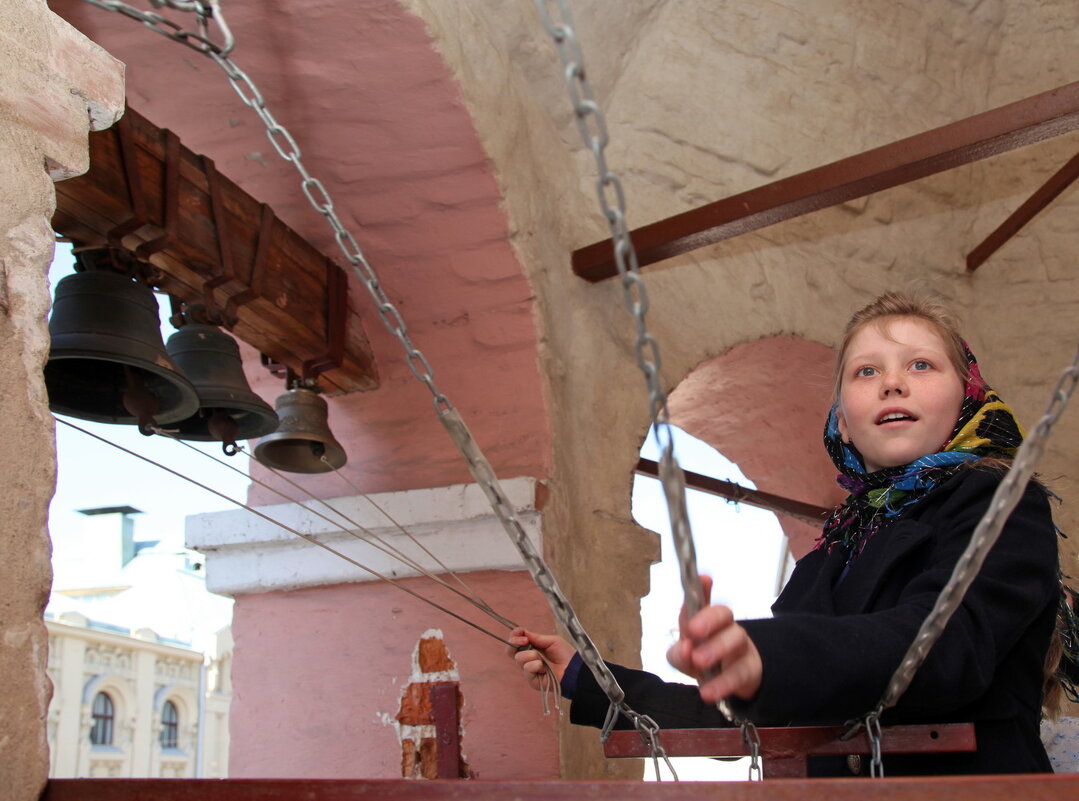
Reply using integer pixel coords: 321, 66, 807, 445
512, 292, 1063, 776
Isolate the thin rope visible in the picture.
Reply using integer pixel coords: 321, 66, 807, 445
58, 417, 513, 647
319, 455, 492, 609
149, 427, 518, 632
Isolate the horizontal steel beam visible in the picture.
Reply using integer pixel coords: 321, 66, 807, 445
574, 81, 1079, 281
967, 148, 1079, 271
634, 458, 830, 526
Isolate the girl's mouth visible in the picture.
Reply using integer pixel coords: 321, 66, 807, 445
877, 411, 916, 425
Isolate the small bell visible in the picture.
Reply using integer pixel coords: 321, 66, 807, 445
165, 319, 279, 454
253, 386, 347, 473
45, 260, 199, 431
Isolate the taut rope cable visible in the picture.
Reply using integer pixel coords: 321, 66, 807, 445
318, 454, 508, 623
57, 417, 513, 647
80, 0, 664, 753
150, 427, 518, 631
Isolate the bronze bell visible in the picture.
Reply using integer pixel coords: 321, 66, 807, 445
165, 322, 279, 453
253, 387, 346, 473
45, 269, 199, 430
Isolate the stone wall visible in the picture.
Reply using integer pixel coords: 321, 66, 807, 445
0, 2, 124, 799
406, 0, 1079, 777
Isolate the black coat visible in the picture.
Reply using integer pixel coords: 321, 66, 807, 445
569, 468, 1059, 775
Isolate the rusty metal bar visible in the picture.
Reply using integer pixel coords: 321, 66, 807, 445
42, 775, 1079, 800
966, 148, 1079, 271
604, 722, 974, 779
635, 458, 830, 525
573, 81, 1079, 281
431, 682, 462, 780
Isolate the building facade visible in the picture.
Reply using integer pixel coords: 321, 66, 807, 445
44, 613, 231, 779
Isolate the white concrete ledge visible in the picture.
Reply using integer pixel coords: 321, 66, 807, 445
185, 477, 542, 597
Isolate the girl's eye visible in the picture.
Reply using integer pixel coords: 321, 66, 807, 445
855, 366, 877, 378
912, 360, 932, 371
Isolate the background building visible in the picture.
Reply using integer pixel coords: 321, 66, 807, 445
45, 507, 232, 779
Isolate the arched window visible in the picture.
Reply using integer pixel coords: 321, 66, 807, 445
90, 692, 114, 746
160, 700, 179, 749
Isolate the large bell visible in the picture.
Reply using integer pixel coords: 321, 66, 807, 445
45, 269, 200, 428
165, 323, 279, 451
253, 387, 347, 473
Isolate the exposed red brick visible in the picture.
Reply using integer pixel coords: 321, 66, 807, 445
418, 737, 438, 779
418, 636, 455, 673
395, 683, 433, 725
400, 738, 417, 778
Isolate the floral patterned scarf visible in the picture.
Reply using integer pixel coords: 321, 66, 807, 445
817, 343, 1025, 558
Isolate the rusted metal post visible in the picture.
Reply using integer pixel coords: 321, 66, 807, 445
573, 81, 1079, 281
430, 682, 462, 780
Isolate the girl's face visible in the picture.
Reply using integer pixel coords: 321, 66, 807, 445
836, 316, 965, 472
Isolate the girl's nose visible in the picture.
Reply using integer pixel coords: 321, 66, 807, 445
881, 373, 907, 397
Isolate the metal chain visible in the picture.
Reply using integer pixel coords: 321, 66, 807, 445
743, 720, 763, 781
865, 713, 884, 778
621, 709, 679, 781
535, 0, 752, 752
84, 0, 654, 734
82, 0, 234, 57
874, 341, 1079, 716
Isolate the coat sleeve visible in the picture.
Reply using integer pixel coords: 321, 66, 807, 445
569, 660, 734, 731
738, 472, 1058, 725
569, 472, 1058, 731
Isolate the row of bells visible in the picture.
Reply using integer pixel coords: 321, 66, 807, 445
45, 267, 346, 474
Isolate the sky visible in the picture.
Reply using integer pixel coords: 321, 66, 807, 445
48, 244, 251, 558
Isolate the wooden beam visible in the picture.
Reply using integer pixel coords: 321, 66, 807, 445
573, 81, 1079, 281
42, 775, 1079, 800
966, 148, 1079, 271
52, 106, 379, 395
604, 722, 974, 779
634, 458, 830, 526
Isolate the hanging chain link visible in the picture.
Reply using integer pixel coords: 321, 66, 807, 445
865, 713, 884, 778
873, 341, 1079, 723
743, 720, 763, 780
82, 0, 234, 57
80, 0, 669, 748
534, 1, 758, 771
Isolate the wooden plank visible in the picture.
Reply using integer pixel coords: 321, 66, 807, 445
41, 775, 1079, 801
573, 80, 1079, 281
634, 458, 831, 525
52, 106, 378, 395
603, 723, 975, 760
966, 148, 1079, 271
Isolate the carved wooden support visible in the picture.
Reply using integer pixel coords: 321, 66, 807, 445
53, 106, 378, 395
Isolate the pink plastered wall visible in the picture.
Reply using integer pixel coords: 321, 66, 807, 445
50, 0, 552, 500
229, 571, 559, 779
50, 0, 555, 779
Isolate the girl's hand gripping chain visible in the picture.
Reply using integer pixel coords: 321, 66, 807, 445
509, 628, 576, 690
667, 575, 764, 704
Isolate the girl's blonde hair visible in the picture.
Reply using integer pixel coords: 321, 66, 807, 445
834, 292, 970, 395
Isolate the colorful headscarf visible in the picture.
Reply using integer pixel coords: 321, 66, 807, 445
817, 343, 1025, 558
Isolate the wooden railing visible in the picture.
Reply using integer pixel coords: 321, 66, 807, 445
40, 775, 1079, 801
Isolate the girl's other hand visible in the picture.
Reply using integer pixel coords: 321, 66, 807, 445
666, 575, 763, 703
508, 627, 576, 691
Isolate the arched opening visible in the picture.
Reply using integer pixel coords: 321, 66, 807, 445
629, 336, 845, 779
